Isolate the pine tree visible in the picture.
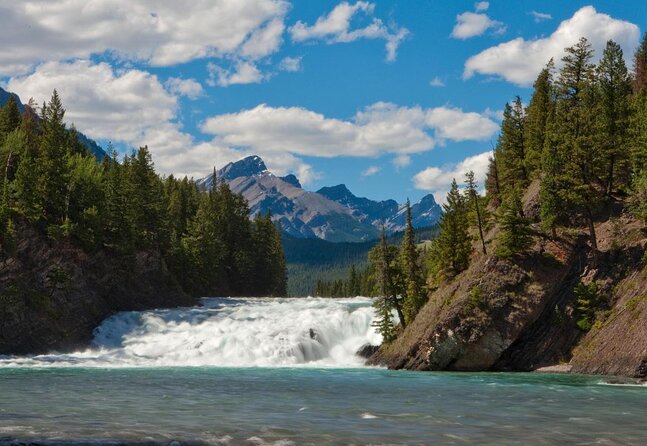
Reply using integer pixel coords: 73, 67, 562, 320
435, 179, 470, 274
126, 146, 167, 249
632, 32, 647, 95
524, 59, 554, 176
102, 151, 134, 254
400, 200, 426, 324
497, 97, 528, 194
38, 90, 70, 224
465, 170, 487, 255
496, 188, 533, 258
485, 151, 501, 208
0, 96, 22, 145
372, 227, 398, 341
597, 40, 632, 195
631, 34, 647, 175
270, 218, 288, 296
552, 37, 603, 250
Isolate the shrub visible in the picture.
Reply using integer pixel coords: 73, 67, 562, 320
574, 282, 603, 331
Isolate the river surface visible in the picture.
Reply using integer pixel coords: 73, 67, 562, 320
0, 297, 645, 445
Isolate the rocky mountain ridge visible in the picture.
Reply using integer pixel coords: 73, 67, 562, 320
198, 155, 442, 242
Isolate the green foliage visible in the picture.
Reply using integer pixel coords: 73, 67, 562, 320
0, 90, 287, 299
372, 295, 396, 343
465, 285, 483, 312
598, 40, 632, 195
465, 170, 487, 255
430, 179, 470, 278
524, 60, 554, 176
496, 188, 533, 258
574, 282, 603, 331
0, 96, 21, 145
630, 167, 647, 226
497, 97, 529, 193
399, 201, 427, 324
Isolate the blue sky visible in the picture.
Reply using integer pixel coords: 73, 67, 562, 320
1, 1, 646, 203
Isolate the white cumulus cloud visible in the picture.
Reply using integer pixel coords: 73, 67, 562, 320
0, 0, 290, 76
165, 77, 204, 100
201, 102, 498, 158
464, 6, 640, 86
429, 77, 446, 87
279, 56, 303, 72
530, 11, 553, 22
393, 154, 411, 169
207, 61, 267, 87
361, 165, 381, 177
451, 11, 505, 40
289, 1, 409, 62
413, 151, 493, 203
475, 2, 489, 13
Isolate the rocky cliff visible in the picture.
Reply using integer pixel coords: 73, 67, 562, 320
370, 183, 647, 378
0, 221, 195, 355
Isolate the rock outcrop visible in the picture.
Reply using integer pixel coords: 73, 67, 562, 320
0, 221, 195, 355
370, 183, 647, 378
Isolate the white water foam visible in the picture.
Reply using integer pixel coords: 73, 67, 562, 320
0, 297, 382, 368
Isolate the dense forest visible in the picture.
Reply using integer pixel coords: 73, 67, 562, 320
0, 92, 287, 298
367, 36, 647, 342
287, 225, 437, 296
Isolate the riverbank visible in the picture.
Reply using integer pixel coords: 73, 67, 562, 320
370, 187, 647, 379
0, 221, 195, 355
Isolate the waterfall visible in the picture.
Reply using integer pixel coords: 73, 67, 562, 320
0, 297, 382, 368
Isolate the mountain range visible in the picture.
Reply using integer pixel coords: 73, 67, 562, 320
197, 155, 442, 243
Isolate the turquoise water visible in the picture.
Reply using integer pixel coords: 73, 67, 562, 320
0, 298, 645, 444
0, 368, 645, 444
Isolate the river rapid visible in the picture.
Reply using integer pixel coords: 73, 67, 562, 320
0, 297, 645, 445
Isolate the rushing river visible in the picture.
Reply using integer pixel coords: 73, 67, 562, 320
0, 297, 645, 445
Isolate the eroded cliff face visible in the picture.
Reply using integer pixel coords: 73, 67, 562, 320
370, 187, 647, 378
0, 222, 195, 355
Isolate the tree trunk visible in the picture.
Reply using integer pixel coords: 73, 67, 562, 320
606, 155, 615, 197
473, 194, 487, 255
392, 296, 406, 329
585, 206, 598, 251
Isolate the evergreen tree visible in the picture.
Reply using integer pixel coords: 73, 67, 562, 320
524, 60, 554, 176
552, 37, 603, 250
400, 200, 426, 324
13, 130, 42, 222
497, 97, 528, 193
597, 40, 632, 195
435, 179, 470, 275
126, 146, 167, 249
271, 221, 288, 296
485, 151, 501, 208
464, 170, 487, 255
0, 96, 22, 145
372, 227, 398, 341
632, 32, 647, 95
496, 188, 533, 258
631, 34, 647, 175
38, 90, 70, 224
102, 152, 134, 254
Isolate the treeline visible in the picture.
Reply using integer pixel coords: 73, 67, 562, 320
0, 91, 287, 297
313, 264, 373, 297
369, 35, 647, 343
427, 36, 647, 280
311, 202, 427, 342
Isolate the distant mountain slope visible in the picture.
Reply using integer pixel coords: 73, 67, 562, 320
0, 87, 108, 161
318, 184, 442, 232
198, 155, 442, 243
283, 226, 439, 296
